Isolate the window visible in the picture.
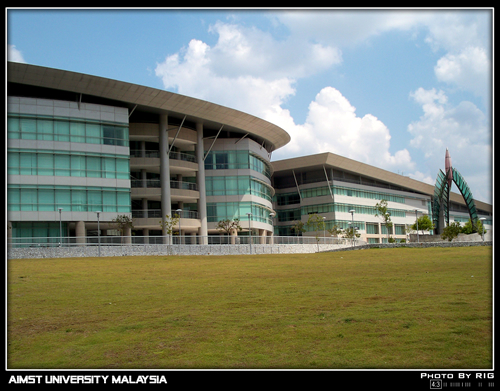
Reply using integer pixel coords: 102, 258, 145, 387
8, 114, 129, 147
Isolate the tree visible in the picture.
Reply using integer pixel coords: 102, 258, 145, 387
159, 214, 180, 245
112, 214, 134, 243
461, 218, 487, 236
441, 221, 462, 242
375, 199, 393, 242
476, 219, 487, 237
291, 220, 306, 236
342, 227, 361, 240
411, 215, 434, 235
305, 213, 326, 251
306, 214, 326, 238
327, 224, 342, 239
216, 219, 242, 242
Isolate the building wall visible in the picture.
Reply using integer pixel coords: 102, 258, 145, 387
7, 96, 131, 241
273, 176, 433, 244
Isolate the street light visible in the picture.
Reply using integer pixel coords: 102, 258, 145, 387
349, 209, 355, 247
479, 217, 486, 242
246, 213, 252, 254
176, 209, 182, 245
96, 211, 101, 257
58, 208, 63, 247
322, 216, 326, 245
415, 209, 419, 243
269, 212, 275, 245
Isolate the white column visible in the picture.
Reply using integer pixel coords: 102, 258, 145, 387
160, 114, 171, 239
196, 122, 208, 243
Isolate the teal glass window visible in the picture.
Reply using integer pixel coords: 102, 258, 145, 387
70, 121, 85, 143
37, 153, 54, 176
54, 154, 70, 176
8, 116, 20, 139
8, 114, 129, 147
54, 120, 70, 142
20, 117, 36, 139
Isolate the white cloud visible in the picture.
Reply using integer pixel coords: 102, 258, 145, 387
434, 46, 490, 99
8, 45, 26, 63
407, 87, 491, 202
272, 87, 416, 174
154, 12, 491, 202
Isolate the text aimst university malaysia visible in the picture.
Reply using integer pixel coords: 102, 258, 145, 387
6, 62, 492, 249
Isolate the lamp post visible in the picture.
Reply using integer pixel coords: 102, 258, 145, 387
322, 216, 326, 245
176, 209, 182, 245
479, 217, 486, 242
269, 212, 275, 245
246, 213, 252, 254
415, 209, 419, 243
58, 208, 63, 247
349, 209, 355, 247
96, 211, 101, 257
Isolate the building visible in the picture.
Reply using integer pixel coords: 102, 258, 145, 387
6, 62, 492, 245
7, 62, 288, 245
272, 153, 492, 243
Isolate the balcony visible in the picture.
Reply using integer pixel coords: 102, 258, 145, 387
131, 180, 199, 202
130, 150, 198, 175
132, 209, 201, 231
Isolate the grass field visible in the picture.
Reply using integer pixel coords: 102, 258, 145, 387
7, 246, 492, 369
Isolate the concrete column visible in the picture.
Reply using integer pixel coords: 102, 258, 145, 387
123, 226, 132, 245
259, 229, 267, 244
75, 221, 86, 245
196, 122, 208, 244
159, 114, 171, 240
143, 228, 149, 244
141, 169, 147, 188
141, 141, 146, 157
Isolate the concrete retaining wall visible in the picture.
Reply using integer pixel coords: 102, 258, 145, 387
7, 240, 491, 259
7, 243, 352, 259
326, 241, 492, 252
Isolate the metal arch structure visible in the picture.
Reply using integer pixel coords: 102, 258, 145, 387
432, 166, 479, 233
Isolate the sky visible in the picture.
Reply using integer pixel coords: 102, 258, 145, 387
6, 8, 493, 204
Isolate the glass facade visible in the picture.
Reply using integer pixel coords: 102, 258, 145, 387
275, 184, 406, 205
8, 185, 131, 213
8, 114, 129, 147
204, 150, 272, 178
207, 202, 273, 225
8, 150, 129, 179
205, 176, 273, 202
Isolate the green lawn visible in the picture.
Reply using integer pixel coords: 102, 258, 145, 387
7, 246, 492, 369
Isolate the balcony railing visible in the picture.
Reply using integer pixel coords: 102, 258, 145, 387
131, 209, 199, 219
130, 150, 197, 163
131, 180, 198, 191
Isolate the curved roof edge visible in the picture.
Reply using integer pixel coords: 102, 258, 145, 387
7, 62, 291, 151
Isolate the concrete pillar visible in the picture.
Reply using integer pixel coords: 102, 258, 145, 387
159, 114, 171, 241
75, 221, 86, 245
259, 229, 267, 244
123, 226, 132, 245
141, 169, 147, 188
230, 228, 238, 244
196, 122, 208, 244
143, 228, 149, 244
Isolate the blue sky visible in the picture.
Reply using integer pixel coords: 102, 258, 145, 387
7, 8, 492, 203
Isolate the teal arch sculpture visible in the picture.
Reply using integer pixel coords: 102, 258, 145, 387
432, 167, 478, 233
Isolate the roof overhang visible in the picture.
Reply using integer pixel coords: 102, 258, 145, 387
7, 62, 291, 151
